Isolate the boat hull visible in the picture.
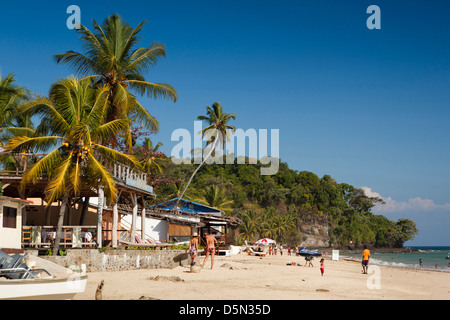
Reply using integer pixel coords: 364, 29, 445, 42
0, 275, 88, 300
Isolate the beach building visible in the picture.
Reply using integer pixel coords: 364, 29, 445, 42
0, 196, 33, 253
0, 157, 158, 250
146, 198, 241, 250
0, 154, 241, 252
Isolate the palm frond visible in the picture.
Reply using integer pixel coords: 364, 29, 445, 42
94, 144, 140, 168
7, 136, 62, 153
54, 51, 97, 76
20, 95, 70, 135
86, 152, 118, 204
127, 80, 178, 102
91, 118, 131, 142
2, 127, 35, 138
126, 43, 166, 74
69, 159, 81, 197
19, 149, 61, 186
45, 153, 73, 204
128, 99, 159, 132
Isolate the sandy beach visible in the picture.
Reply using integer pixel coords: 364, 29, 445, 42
73, 252, 450, 300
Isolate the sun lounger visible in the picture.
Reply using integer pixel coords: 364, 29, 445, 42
119, 240, 175, 248
246, 247, 268, 257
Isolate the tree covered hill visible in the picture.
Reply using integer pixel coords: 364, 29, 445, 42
154, 158, 418, 248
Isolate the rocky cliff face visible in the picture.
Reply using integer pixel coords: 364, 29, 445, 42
298, 213, 330, 247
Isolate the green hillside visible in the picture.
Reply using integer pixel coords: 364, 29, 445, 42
154, 158, 418, 248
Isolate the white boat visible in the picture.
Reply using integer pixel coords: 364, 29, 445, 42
0, 251, 87, 300
0, 274, 88, 300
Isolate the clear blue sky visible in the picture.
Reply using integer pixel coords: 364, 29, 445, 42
1, 0, 450, 245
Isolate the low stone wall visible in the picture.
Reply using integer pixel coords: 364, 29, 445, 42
26, 249, 190, 273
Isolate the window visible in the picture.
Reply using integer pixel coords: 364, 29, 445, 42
2, 206, 17, 229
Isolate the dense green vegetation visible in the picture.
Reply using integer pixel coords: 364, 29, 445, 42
154, 159, 418, 248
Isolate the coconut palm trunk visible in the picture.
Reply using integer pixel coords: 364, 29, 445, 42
53, 195, 69, 256
175, 138, 219, 208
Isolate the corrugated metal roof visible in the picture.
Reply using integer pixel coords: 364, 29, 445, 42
152, 198, 223, 216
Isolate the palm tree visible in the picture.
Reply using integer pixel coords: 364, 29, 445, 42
0, 73, 30, 134
194, 185, 234, 214
0, 114, 38, 174
7, 77, 138, 254
239, 210, 261, 242
157, 180, 190, 202
0, 73, 33, 174
54, 14, 177, 150
175, 102, 236, 208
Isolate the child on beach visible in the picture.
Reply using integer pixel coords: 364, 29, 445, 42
320, 258, 325, 276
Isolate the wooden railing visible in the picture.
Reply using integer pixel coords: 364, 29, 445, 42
22, 226, 98, 249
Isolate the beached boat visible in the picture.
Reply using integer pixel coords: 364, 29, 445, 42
0, 250, 87, 300
298, 248, 322, 257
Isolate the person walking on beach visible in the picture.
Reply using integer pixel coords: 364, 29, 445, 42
320, 258, 325, 276
202, 233, 218, 270
419, 259, 423, 269
362, 246, 370, 274
189, 233, 199, 266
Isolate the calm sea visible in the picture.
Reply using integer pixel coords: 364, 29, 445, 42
342, 246, 450, 272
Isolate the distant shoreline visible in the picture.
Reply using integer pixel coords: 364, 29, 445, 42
301, 246, 417, 255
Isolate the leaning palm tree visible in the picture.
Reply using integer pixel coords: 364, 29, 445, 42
54, 14, 177, 151
7, 77, 139, 255
174, 102, 236, 208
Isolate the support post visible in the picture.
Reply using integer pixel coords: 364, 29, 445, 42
112, 201, 118, 248
96, 186, 104, 248
130, 193, 138, 243
141, 197, 146, 243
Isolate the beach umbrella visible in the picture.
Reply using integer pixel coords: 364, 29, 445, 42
255, 238, 276, 245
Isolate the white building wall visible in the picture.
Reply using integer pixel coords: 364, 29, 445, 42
0, 200, 23, 249
122, 214, 168, 243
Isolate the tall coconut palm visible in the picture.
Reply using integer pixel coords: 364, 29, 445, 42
7, 77, 139, 254
54, 14, 177, 150
175, 102, 236, 208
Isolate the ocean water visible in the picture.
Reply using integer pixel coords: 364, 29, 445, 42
342, 246, 450, 272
